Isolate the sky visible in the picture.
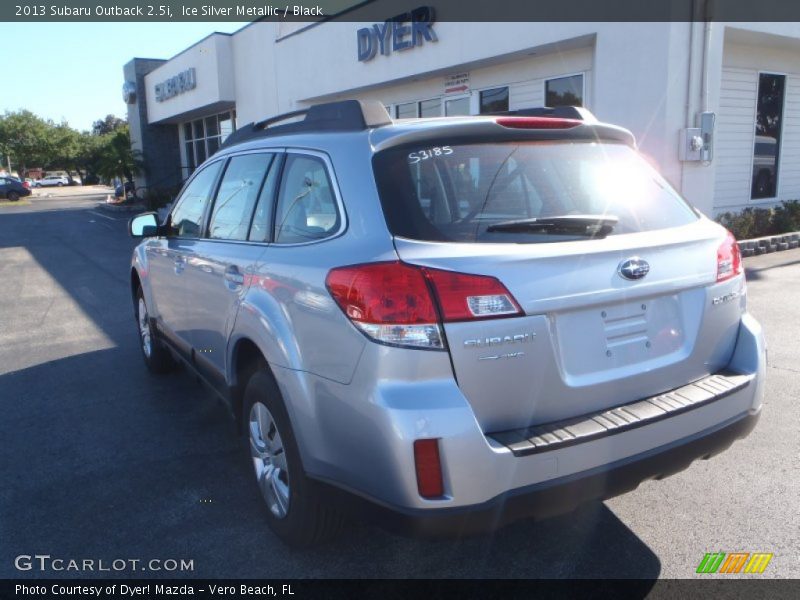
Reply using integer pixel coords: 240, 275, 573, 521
1, 22, 250, 131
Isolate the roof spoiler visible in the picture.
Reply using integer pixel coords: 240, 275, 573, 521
221, 100, 392, 149
486, 106, 598, 123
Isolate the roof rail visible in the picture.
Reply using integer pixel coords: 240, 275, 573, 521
220, 100, 392, 149
486, 106, 597, 123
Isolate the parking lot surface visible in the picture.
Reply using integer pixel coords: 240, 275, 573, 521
0, 192, 797, 579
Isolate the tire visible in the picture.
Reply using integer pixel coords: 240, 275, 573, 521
244, 369, 345, 547
135, 287, 175, 374
57, 182, 64, 187
7, 191, 19, 202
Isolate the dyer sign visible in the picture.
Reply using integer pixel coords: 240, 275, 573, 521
357, 6, 437, 62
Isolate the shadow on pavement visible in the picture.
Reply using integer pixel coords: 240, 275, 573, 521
745, 257, 800, 281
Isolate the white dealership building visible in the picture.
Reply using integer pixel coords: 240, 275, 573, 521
123, 15, 800, 215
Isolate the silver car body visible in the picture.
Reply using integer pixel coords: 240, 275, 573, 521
131, 108, 765, 528
35, 175, 70, 187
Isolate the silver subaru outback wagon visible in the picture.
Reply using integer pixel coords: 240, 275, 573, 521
129, 100, 765, 546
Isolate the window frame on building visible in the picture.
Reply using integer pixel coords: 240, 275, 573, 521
419, 97, 443, 118
389, 73, 589, 121
395, 101, 419, 119
181, 110, 237, 178
544, 72, 585, 108
444, 94, 472, 116
750, 71, 787, 201
478, 86, 510, 114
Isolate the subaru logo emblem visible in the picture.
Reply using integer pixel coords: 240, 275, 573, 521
618, 257, 650, 280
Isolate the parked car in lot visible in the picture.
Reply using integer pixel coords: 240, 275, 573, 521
129, 100, 765, 547
34, 175, 70, 187
0, 176, 32, 201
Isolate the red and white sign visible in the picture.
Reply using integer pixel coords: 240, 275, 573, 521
444, 72, 470, 94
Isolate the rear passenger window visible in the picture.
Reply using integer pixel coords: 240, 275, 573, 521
208, 153, 274, 241
169, 161, 223, 238
248, 155, 281, 242
274, 154, 340, 244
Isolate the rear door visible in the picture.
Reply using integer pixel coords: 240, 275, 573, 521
180, 151, 279, 385
375, 140, 745, 432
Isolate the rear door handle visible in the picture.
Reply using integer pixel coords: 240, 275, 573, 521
224, 265, 245, 288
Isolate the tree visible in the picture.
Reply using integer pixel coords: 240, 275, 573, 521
92, 114, 127, 136
0, 110, 132, 182
94, 125, 144, 186
74, 132, 102, 182
48, 123, 83, 173
0, 110, 53, 174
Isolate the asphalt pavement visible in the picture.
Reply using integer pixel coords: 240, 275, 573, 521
0, 192, 797, 580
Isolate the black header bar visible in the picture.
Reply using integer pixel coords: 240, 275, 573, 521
4, 0, 800, 22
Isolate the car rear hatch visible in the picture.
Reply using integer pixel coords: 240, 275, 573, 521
372, 128, 745, 432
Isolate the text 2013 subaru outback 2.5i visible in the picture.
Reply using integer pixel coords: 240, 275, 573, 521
129, 101, 765, 546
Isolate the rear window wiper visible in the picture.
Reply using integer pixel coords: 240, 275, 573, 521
486, 215, 619, 237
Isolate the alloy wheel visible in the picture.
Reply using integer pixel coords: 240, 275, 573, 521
249, 401, 291, 518
138, 298, 152, 358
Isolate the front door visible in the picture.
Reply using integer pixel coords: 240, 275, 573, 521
147, 159, 224, 354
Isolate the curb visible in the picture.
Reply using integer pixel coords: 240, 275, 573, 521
737, 232, 800, 257
96, 202, 146, 214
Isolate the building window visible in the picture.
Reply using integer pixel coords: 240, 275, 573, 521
420, 98, 442, 117
545, 74, 584, 107
396, 102, 418, 119
751, 73, 785, 200
183, 110, 236, 175
445, 96, 471, 116
480, 87, 509, 114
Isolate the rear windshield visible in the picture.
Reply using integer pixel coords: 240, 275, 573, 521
373, 141, 698, 243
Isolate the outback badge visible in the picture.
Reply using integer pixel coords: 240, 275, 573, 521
618, 257, 650, 280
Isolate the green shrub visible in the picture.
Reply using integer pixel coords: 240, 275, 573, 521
715, 200, 800, 239
772, 200, 800, 234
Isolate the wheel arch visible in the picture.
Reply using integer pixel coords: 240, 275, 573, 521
228, 336, 271, 430
131, 268, 141, 315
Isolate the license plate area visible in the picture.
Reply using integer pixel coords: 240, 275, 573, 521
555, 295, 687, 378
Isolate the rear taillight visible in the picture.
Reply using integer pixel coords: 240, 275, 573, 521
495, 117, 582, 129
325, 261, 523, 349
413, 439, 444, 498
423, 268, 522, 322
717, 230, 743, 283
325, 262, 442, 349
22, 181, 30, 189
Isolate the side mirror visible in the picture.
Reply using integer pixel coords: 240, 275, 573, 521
129, 212, 159, 238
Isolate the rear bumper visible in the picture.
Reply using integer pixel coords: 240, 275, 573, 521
318, 407, 760, 537
289, 312, 765, 529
